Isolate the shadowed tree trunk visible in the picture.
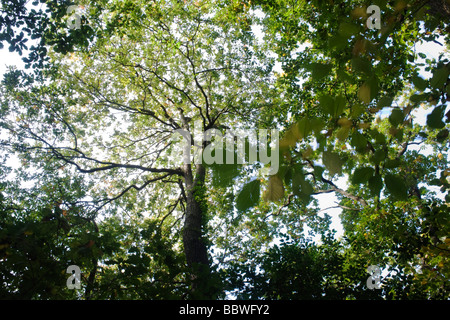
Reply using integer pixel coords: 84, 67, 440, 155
182, 161, 214, 298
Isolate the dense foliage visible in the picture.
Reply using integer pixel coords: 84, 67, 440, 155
0, 0, 449, 299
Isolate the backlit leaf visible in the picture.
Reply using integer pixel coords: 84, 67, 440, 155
357, 82, 371, 104
264, 175, 284, 202
377, 96, 393, 109
427, 105, 446, 129
297, 117, 312, 139
351, 57, 372, 75
372, 149, 386, 164
319, 94, 334, 116
430, 65, 449, 90
411, 75, 428, 91
236, 179, 261, 212
351, 167, 374, 184
309, 63, 332, 81
338, 22, 360, 38
385, 173, 408, 200
322, 151, 343, 176
334, 95, 346, 117
210, 163, 240, 187
351, 132, 367, 153
292, 170, 313, 203
336, 126, 351, 141
368, 173, 383, 196
389, 108, 404, 127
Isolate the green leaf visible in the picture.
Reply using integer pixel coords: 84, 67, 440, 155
292, 171, 313, 203
385, 174, 408, 200
389, 108, 404, 127
350, 132, 367, 153
298, 180, 314, 203
264, 175, 284, 202
357, 76, 378, 104
350, 104, 365, 118
310, 118, 325, 135
336, 68, 353, 83
297, 117, 312, 139
377, 96, 393, 109
292, 171, 305, 196
319, 95, 346, 117
309, 63, 332, 81
418, 52, 426, 59
210, 163, 240, 187
427, 105, 446, 129
319, 94, 335, 116
334, 95, 346, 117
410, 93, 427, 103
282, 166, 293, 185
236, 179, 261, 212
351, 57, 372, 75
322, 151, 343, 176
336, 126, 351, 141
313, 165, 325, 181
370, 129, 387, 145
430, 66, 449, 90
429, 178, 441, 186
357, 82, 371, 104
351, 167, 374, 184
411, 75, 428, 91
436, 129, 449, 143
372, 149, 386, 165
368, 173, 383, 196
338, 22, 360, 39
328, 34, 348, 50
366, 76, 379, 101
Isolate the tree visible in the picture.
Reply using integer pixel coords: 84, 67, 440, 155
1, 0, 449, 300
1, 0, 273, 298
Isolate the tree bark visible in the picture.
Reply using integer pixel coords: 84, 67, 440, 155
182, 162, 213, 298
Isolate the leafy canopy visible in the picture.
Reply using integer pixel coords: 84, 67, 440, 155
1, 0, 449, 299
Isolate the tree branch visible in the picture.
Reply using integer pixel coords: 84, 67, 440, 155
95, 174, 173, 211
320, 177, 368, 207
23, 127, 184, 177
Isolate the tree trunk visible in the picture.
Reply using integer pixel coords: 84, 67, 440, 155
182, 163, 213, 298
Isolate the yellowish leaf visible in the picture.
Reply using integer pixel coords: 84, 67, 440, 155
351, 7, 367, 18
358, 122, 371, 129
337, 117, 352, 128
264, 175, 284, 202
358, 83, 371, 104
302, 146, 313, 159
279, 124, 300, 149
336, 126, 351, 141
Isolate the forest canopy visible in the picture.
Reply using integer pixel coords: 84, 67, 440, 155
0, 0, 449, 300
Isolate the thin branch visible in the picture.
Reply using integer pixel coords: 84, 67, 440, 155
158, 195, 182, 228
316, 204, 360, 214
276, 193, 294, 216
184, 46, 212, 123
133, 62, 205, 121
96, 174, 172, 210
23, 127, 184, 177
321, 177, 368, 207
73, 71, 176, 129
